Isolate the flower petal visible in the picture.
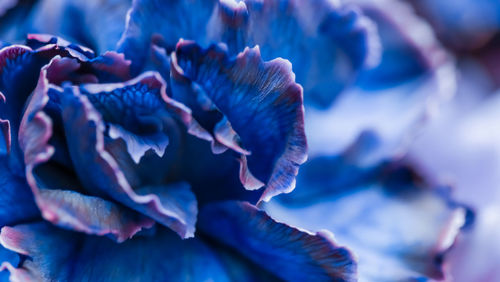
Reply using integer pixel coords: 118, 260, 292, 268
0, 223, 232, 281
0, 243, 19, 282
409, 0, 500, 50
19, 0, 130, 54
27, 34, 132, 83
352, 0, 450, 89
78, 73, 189, 163
236, 0, 381, 107
0, 44, 62, 172
118, 0, 217, 74
57, 73, 198, 238
0, 39, 118, 173
0, 119, 9, 156
265, 164, 470, 281
18, 61, 156, 242
171, 41, 307, 202
199, 200, 357, 281
0, 0, 16, 17
118, 0, 381, 107
0, 156, 39, 227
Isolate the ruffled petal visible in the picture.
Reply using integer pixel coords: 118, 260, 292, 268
171, 41, 307, 202
0, 38, 126, 173
0, 223, 232, 281
199, 201, 357, 281
57, 72, 198, 238
265, 164, 471, 281
119, 0, 380, 107
27, 34, 132, 82
26, 34, 95, 60
78, 72, 189, 163
18, 60, 156, 242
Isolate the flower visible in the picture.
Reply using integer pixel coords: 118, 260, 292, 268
0, 3, 359, 278
0, 0, 478, 281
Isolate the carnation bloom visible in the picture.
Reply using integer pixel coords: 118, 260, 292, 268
0, 0, 384, 279
0, 0, 475, 281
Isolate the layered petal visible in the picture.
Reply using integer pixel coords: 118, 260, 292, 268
18, 60, 156, 242
56, 72, 198, 238
266, 164, 471, 281
171, 41, 307, 202
219, 0, 381, 107
118, 0, 381, 107
26, 34, 132, 82
0, 223, 232, 281
0, 44, 65, 172
0, 37, 131, 174
199, 201, 357, 281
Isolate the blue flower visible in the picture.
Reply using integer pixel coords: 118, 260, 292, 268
0, 28, 354, 281
0, 0, 473, 281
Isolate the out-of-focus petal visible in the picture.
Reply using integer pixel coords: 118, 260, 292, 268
0, 0, 16, 17
0, 223, 232, 281
408, 0, 500, 50
171, 41, 307, 203
306, 1, 456, 167
224, 0, 381, 107
118, 0, 217, 74
350, 0, 450, 89
199, 200, 357, 281
407, 65, 500, 282
0, 0, 36, 41
57, 72, 197, 238
5, 0, 130, 53
266, 164, 470, 281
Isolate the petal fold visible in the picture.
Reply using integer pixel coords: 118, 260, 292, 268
199, 201, 357, 281
58, 72, 198, 238
171, 41, 307, 202
18, 61, 156, 242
